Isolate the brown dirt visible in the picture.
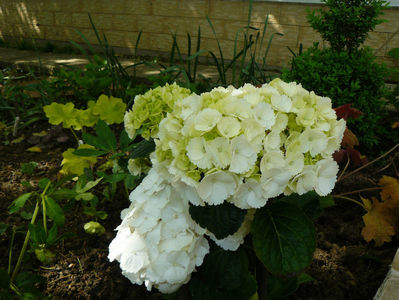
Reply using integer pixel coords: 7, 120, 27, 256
1, 123, 398, 300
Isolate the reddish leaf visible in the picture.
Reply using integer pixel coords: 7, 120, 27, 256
392, 122, 399, 129
347, 148, 368, 167
333, 149, 347, 164
341, 129, 359, 149
334, 104, 362, 121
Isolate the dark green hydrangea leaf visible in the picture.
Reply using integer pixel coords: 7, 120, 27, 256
189, 202, 246, 239
252, 201, 316, 275
189, 245, 256, 300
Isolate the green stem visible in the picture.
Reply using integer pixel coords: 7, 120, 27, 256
8, 226, 16, 275
42, 196, 47, 236
10, 200, 40, 283
41, 181, 51, 237
333, 195, 366, 210
70, 128, 80, 144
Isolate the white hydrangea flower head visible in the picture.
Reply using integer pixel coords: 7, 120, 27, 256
109, 168, 210, 294
116, 80, 346, 293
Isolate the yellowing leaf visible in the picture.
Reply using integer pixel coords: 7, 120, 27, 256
61, 144, 97, 175
92, 95, 126, 124
11, 135, 25, 144
32, 131, 47, 137
361, 197, 396, 246
26, 146, 42, 152
76, 101, 99, 128
379, 176, 399, 204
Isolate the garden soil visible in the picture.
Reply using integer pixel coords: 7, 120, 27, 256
1, 123, 398, 300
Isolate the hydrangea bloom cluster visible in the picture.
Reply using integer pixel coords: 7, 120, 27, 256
124, 83, 192, 140
153, 78, 345, 209
110, 79, 345, 293
109, 167, 209, 293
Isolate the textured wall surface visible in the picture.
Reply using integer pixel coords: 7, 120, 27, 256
0, 0, 398, 67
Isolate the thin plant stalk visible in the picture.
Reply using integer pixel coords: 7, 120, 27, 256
338, 143, 399, 182
10, 201, 40, 283
333, 195, 366, 209
334, 187, 382, 197
10, 181, 51, 283
8, 226, 16, 274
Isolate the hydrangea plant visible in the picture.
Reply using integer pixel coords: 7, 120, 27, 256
110, 80, 345, 298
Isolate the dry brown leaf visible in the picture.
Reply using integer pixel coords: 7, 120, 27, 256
379, 176, 399, 204
361, 197, 396, 246
341, 128, 359, 149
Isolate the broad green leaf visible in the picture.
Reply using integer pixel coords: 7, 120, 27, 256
119, 129, 131, 151
34, 248, 56, 265
72, 148, 107, 157
252, 201, 316, 275
75, 177, 102, 194
277, 191, 324, 220
50, 188, 77, 201
129, 139, 155, 159
92, 95, 126, 124
38, 178, 51, 190
319, 195, 335, 208
61, 145, 98, 175
84, 221, 105, 235
82, 132, 105, 150
297, 272, 314, 285
189, 202, 246, 239
109, 152, 125, 160
266, 274, 298, 300
83, 207, 108, 220
75, 192, 95, 201
20, 211, 33, 220
95, 120, 117, 151
124, 174, 138, 190
15, 272, 43, 291
29, 223, 46, 244
46, 225, 58, 245
0, 268, 10, 289
102, 173, 127, 184
9, 193, 31, 214
189, 245, 257, 300
45, 196, 65, 227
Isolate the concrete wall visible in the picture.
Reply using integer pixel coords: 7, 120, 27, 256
0, 0, 398, 68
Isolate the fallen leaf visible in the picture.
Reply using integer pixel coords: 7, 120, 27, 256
361, 197, 396, 246
32, 131, 47, 137
11, 135, 25, 144
26, 146, 42, 152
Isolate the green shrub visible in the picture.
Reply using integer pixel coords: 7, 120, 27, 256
307, 0, 388, 53
282, 45, 387, 146
283, 0, 391, 147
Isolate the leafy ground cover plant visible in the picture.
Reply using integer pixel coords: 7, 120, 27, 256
282, 0, 391, 147
109, 80, 344, 299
